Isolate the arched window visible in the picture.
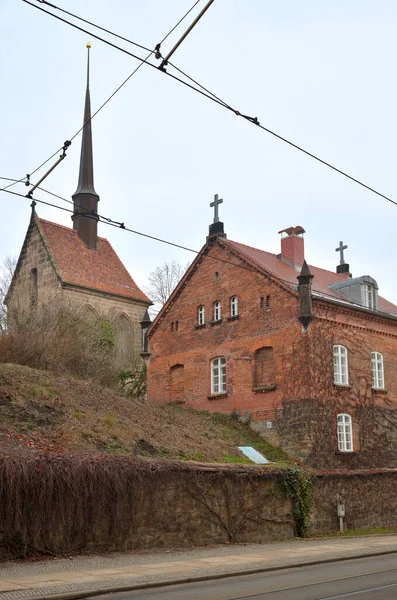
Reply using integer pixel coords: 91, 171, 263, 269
79, 304, 98, 322
214, 301, 221, 322
170, 364, 185, 401
371, 351, 384, 389
211, 357, 226, 394
333, 345, 349, 385
254, 346, 275, 388
197, 305, 205, 326
114, 314, 133, 367
230, 296, 238, 317
337, 414, 353, 452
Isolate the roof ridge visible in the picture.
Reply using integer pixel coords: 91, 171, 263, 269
38, 217, 108, 243
227, 238, 348, 282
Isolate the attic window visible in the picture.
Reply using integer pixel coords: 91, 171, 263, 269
363, 283, 374, 310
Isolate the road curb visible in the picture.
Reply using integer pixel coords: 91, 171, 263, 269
25, 547, 397, 600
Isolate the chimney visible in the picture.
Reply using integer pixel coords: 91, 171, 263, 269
71, 43, 100, 250
278, 226, 305, 269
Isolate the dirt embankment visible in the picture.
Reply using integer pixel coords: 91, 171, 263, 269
0, 364, 288, 463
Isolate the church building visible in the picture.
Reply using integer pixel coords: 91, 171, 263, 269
147, 198, 397, 469
5, 46, 151, 365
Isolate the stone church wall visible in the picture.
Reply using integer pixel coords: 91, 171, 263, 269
6, 220, 147, 364
6, 222, 61, 324
63, 286, 148, 362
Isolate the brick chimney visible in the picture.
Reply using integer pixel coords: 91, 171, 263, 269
278, 226, 305, 269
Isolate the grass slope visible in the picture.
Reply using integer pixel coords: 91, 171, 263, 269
0, 364, 290, 463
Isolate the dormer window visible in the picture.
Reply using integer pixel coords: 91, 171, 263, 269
329, 276, 379, 311
363, 283, 374, 310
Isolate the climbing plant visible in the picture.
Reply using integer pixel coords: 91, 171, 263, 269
279, 466, 311, 537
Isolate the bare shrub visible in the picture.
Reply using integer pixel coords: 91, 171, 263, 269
0, 302, 139, 387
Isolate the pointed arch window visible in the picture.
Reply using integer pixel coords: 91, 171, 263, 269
337, 414, 353, 452
371, 351, 384, 389
333, 345, 349, 385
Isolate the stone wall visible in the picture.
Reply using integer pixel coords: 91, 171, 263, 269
0, 458, 293, 558
6, 217, 61, 322
1, 456, 397, 557
310, 470, 397, 532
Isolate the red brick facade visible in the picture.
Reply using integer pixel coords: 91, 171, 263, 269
147, 229, 397, 468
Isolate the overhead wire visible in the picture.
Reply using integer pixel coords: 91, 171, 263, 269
0, 186, 297, 285
7, 0, 203, 194
22, 0, 397, 208
1, 184, 395, 318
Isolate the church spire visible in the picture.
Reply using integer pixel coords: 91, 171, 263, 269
72, 42, 100, 250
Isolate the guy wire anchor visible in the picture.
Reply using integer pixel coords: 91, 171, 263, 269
26, 140, 71, 199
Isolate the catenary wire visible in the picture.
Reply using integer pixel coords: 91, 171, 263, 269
34, 0, 229, 109
22, 0, 397, 208
10, 0, 202, 192
1, 185, 395, 318
0, 186, 296, 284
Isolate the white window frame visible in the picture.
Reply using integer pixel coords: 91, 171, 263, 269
230, 296, 239, 317
371, 351, 384, 389
197, 305, 205, 326
211, 357, 226, 394
333, 345, 349, 385
214, 301, 221, 322
363, 282, 374, 309
337, 413, 353, 452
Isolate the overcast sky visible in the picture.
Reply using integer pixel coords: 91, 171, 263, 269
1, 0, 396, 305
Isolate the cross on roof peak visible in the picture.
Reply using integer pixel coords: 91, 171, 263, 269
210, 194, 223, 223
335, 240, 348, 265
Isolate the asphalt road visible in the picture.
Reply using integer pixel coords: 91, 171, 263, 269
91, 553, 397, 599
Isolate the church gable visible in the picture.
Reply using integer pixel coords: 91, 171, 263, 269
5, 213, 61, 319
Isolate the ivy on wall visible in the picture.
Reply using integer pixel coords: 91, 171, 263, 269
279, 466, 311, 537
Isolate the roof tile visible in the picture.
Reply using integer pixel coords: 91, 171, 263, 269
38, 218, 150, 304
224, 239, 397, 317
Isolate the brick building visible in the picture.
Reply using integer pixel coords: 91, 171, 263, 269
147, 205, 397, 469
5, 47, 151, 365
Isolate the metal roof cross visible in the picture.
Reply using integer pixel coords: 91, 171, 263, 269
335, 240, 348, 265
210, 194, 223, 223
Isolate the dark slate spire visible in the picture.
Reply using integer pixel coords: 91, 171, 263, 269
140, 309, 152, 361
72, 43, 100, 250
297, 260, 314, 331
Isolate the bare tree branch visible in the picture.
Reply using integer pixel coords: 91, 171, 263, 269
146, 261, 189, 308
0, 255, 17, 332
